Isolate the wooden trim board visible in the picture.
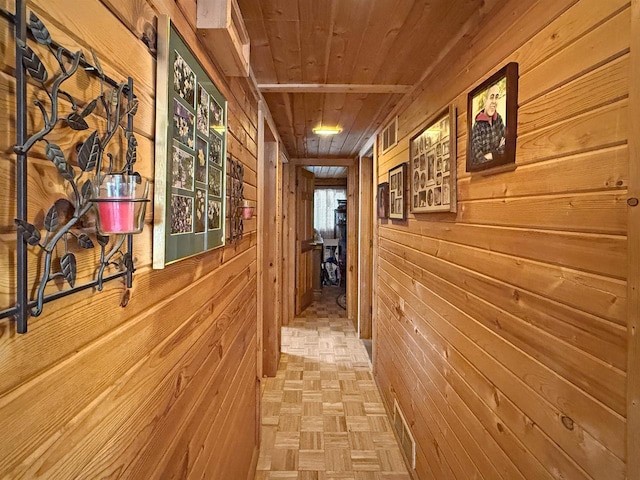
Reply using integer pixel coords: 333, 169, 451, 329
627, 0, 640, 477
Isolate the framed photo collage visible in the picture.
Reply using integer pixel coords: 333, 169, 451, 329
153, 16, 228, 268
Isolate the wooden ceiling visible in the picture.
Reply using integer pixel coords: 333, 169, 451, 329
237, 0, 490, 160
304, 166, 348, 179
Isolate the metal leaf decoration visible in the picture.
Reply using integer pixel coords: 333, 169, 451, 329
60, 253, 77, 287
58, 161, 75, 181
128, 98, 139, 116
46, 143, 75, 181
77, 233, 94, 249
17, 39, 48, 82
77, 131, 100, 172
82, 179, 93, 202
29, 12, 52, 45
126, 132, 138, 148
121, 252, 134, 272
44, 205, 59, 232
109, 88, 119, 106
66, 112, 89, 130
97, 234, 109, 247
14, 219, 41, 246
45, 143, 66, 169
126, 133, 137, 168
81, 99, 97, 118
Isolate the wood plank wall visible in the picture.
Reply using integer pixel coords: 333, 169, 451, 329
0, 0, 260, 478
374, 0, 631, 478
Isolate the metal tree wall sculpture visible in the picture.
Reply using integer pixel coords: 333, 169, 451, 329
227, 154, 244, 245
4, 8, 143, 331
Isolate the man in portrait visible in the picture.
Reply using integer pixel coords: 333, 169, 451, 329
470, 82, 505, 166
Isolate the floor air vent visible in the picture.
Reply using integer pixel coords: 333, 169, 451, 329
393, 399, 416, 470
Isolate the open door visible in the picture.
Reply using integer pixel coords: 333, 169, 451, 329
295, 167, 315, 315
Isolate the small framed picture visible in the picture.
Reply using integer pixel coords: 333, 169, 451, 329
377, 182, 389, 219
410, 104, 457, 213
466, 62, 519, 172
388, 163, 406, 220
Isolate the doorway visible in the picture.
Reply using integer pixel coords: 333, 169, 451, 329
283, 158, 361, 332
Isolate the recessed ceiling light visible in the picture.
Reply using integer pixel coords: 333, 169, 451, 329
313, 126, 342, 136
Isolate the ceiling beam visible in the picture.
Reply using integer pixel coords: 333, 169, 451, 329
258, 83, 413, 94
290, 158, 355, 167
314, 178, 348, 187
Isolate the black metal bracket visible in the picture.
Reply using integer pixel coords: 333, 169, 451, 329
0, 1, 142, 333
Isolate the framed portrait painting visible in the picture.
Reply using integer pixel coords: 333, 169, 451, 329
410, 105, 457, 213
388, 164, 406, 220
377, 182, 389, 219
466, 62, 519, 172
153, 16, 227, 269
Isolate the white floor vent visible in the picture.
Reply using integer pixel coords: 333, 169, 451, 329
393, 399, 416, 470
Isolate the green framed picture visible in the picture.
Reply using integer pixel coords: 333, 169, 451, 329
153, 15, 227, 268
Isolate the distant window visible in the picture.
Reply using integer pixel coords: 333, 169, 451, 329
381, 116, 398, 153
314, 187, 346, 241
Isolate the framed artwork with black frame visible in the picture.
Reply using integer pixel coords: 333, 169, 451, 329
377, 182, 389, 219
410, 104, 457, 213
388, 164, 406, 220
466, 62, 519, 173
153, 15, 227, 268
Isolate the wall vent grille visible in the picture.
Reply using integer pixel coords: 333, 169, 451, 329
393, 399, 416, 470
381, 116, 398, 153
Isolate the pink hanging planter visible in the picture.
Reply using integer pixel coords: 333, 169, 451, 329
91, 174, 150, 235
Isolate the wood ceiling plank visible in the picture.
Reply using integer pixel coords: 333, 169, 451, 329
326, 0, 375, 84
374, 0, 484, 85
263, 19, 302, 82
258, 83, 413, 93
342, 94, 403, 157
298, 0, 334, 83
328, 93, 367, 156
319, 91, 347, 155
244, 20, 278, 82
350, 0, 415, 85
260, 0, 301, 21
262, 92, 298, 156
290, 92, 307, 156
304, 93, 325, 157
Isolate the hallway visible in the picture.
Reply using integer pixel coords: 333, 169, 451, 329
254, 287, 410, 479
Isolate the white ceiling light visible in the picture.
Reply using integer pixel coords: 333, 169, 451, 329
313, 126, 342, 136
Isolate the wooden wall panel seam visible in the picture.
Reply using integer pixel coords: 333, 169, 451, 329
377, 292, 565, 480
377, 253, 627, 419
376, 295, 606, 480
375, 259, 626, 461
379, 233, 627, 329
376, 275, 626, 479
3, 270, 257, 478
376, 294, 522, 480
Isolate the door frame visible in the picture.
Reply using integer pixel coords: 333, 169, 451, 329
358, 153, 374, 339
257, 100, 283, 379
284, 158, 358, 326
627, 0, 640, 476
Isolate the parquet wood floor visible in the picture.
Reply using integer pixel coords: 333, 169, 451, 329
255, 288, 411, 480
